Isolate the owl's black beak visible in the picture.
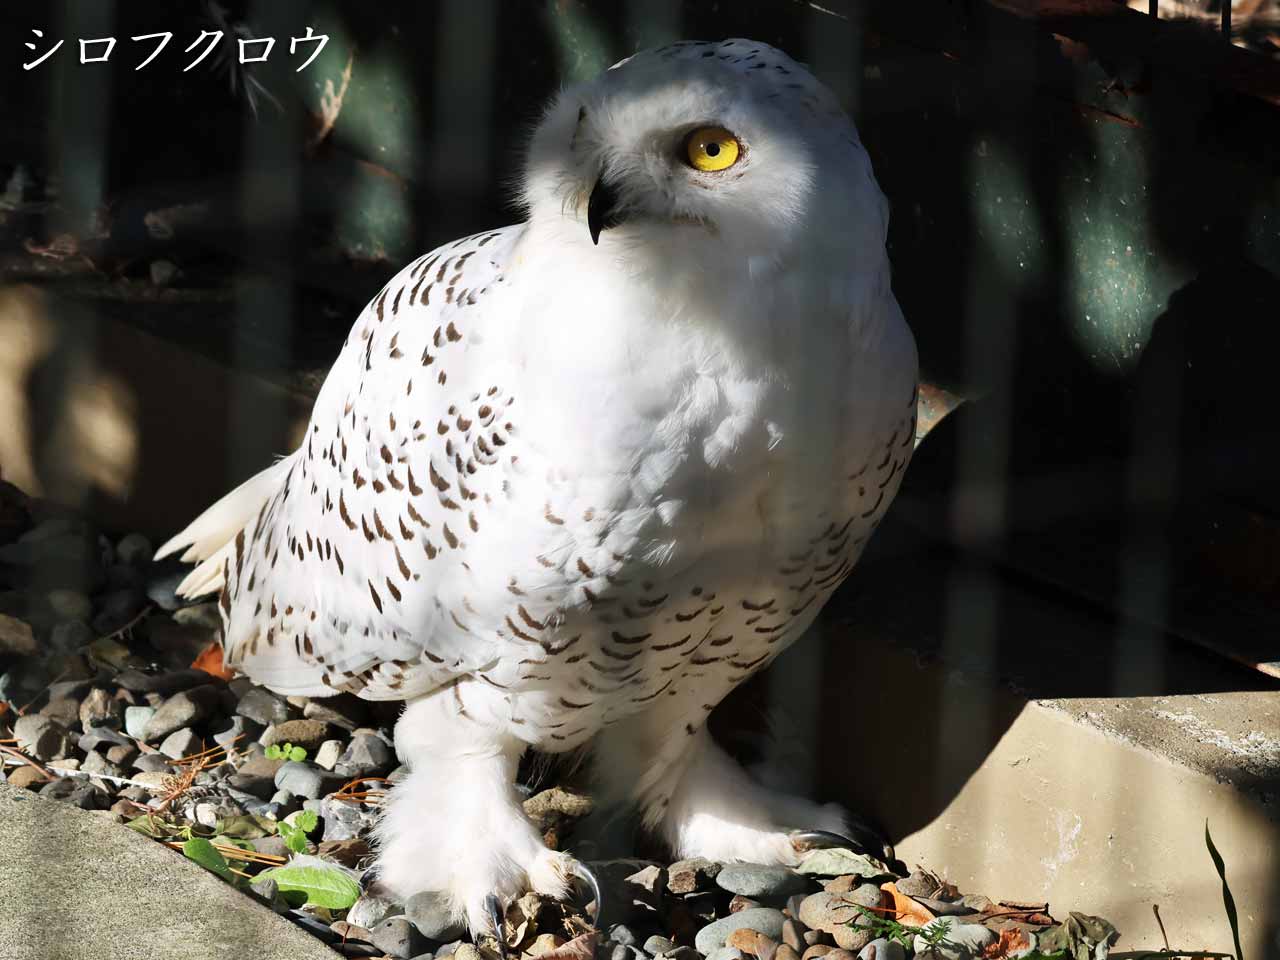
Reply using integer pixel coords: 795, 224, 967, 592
587, 175, 624, 245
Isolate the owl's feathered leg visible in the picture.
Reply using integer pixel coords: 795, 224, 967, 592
373, 686, 575, 936
592, 717, 852, 866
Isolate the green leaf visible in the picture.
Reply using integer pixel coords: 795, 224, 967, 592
126, 815, 180, 839
257, 864, 360, 909
1205, 821, 1244, 960
183, 837, 232, 880
288, 745, 307, 762
216, 814, 278, 839
264, 744, 283, 760
292, 809, 318, 833
281, 823, 309, 854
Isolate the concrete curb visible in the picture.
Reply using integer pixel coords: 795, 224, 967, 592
0, 782, 339, 960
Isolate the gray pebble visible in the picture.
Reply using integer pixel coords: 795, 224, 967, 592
133, 753, 172, 773
611, 946, 645, 960
336, 732, 393, 776
227, 772, 277, 801
321, 798, 367, 841
81, 750, 125, 781
193, 799, 243, 828
660, 949, 701, 960
370, 916, 428, 959
405, 891, 466, 942
668, 857, 722, 894
236, 686, 291, 725
643, 936, 675, 957
250, 835, 291, 858
348, 893, 401, 930
159, 727, 202, 759
717, 864, 809, 899
273, 760, 344, 800
434, 941, 461, 958
212, 714, 263, 749
314, 739, 344, 770
798, 888, 883, 952
144, 685, 221, 741
40, 777, 108, 809
103, 564, 142, 592
79, 688, 123, 730
116, 533, 153, 568
116, 669, 209, 695
149, 260, 179, 287
707, 949, 745, 960
91, 588, 147, 635
13, 715, 75, 762
79, 725, 132, 753
46, 588, 92, 622
123, 705, 155, 740
610, 925, 638, 947
303, 697, 371, 732
38, 697, 82, 729
858, 939, 905, 960
695, 907, 786, 955
249, 876, 289, 914
104, 744, 138, 767
782, 919, 806, 951
144, 570, 188, 612
48, 620, 94, 654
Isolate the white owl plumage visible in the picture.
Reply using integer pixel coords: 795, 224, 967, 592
158, 38, 917, 933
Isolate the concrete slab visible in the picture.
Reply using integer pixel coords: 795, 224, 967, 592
0, 782, 339, 960
757, 525, 1280, 960
896, 699, 1279, 960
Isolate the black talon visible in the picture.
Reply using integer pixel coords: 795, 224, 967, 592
485, 894, 508, 959
570, 860, 605, 934
792, 824, 896, 865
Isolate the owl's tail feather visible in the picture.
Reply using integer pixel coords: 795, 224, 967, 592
155, 456, 294, 599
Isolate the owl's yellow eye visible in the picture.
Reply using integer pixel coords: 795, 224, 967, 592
684, 126, 741, 172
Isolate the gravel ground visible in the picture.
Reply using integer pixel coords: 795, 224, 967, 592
0, 483, 1119, 960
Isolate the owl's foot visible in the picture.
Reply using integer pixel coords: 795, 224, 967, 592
372, 760, 578, 935
649, 726, 893, 868
374, 693, 587, 938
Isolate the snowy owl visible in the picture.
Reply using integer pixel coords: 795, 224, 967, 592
158, 38, 918, 934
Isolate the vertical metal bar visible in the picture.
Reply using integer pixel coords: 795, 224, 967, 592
1223, 0, 1232, 39
1148, 0, 1157, 17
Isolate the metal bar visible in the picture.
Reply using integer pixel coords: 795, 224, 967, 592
1149, 0, 1157, 17
1223, 0, 1231, 39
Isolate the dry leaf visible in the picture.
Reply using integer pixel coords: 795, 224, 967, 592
880, 881, 937, 927
538, 931, 598, 960
191, 640, 235, 681
982, 928, 1033, 959
728, 929, 780, 960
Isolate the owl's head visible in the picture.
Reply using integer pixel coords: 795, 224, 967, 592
521, 39, 888, 267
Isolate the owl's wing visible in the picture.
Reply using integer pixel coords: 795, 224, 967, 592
158, 224, 548, 699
